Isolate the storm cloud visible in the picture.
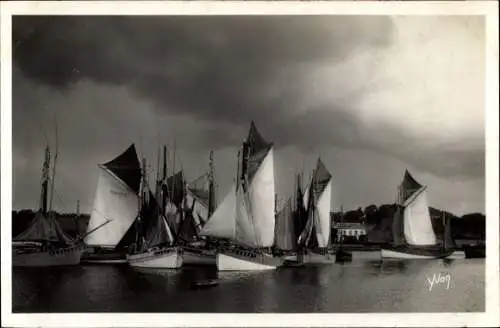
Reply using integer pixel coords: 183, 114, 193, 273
12, 15, 485, 215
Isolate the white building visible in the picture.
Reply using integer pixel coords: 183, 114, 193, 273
333, 222, 367, 241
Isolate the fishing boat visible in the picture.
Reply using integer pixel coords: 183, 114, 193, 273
181, 151, 218, 266
190, 279, 219, 289
274, 174, 310, 267
463, 243, 485, 258
380, 170, 454, 259
13, 145, 84, 267
295, 158, 336, 264
82, 144, 142, 264
126, 154, 183, 269
200, 122, 283, 271
442, 212, 465, 259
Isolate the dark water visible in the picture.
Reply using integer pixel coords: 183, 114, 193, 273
12, 255, 484, 313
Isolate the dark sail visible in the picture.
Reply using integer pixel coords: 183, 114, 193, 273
294, 174, 308, 242
297, 182, 316, 249
399, 169, 423, 204
140, 190, 174, 249
274, 197, 296, 251
241, 121, 273, 187
115, 222, 138, 251
166, 170, 185, 208
311, 158, 332, 199
13, 211, 74, 246
102, 144, 142, 194
177, 208, 199, 242
297, 159, 332, 250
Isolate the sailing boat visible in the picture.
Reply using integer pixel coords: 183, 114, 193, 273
200, 121, 283, 271
296, 158, 336, 264
275, 173, 311, 266
13, 146, 84, 267
442, 213, 466, 259
182, 151, 218, 266
126, 155, 183, 269
380, 169, 454, 259
82, 144, 142, 264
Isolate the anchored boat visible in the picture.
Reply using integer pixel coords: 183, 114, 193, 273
82, 144, 142, 264
200, 122, 283, 271
380, 170, 454, 259
296, 158, 336, 264
13, 144, 84, 267
127, 152, 183, 269
182, 151, 218, 266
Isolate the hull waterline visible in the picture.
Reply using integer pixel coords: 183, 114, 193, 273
381, 246, 454, 259
12, 246, 84, 267
81, 249, 128, 264
297, 251, 336, 265
216, 250, 282, 271
183, 249, 217, 266
127, 247, 183, 269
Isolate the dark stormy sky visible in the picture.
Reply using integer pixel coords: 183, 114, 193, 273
12, 15, 485, 215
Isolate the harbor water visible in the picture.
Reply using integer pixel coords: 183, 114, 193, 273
12, 253, 484, 313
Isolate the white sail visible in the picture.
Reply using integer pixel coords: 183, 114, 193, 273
246, 148, 275, 247
303, 185, 309, 210
402, 186, 437, 246
84, 167, 139, 247
314, 179, 332, 248
235, 186, 260, 247
199, 184, 236, 239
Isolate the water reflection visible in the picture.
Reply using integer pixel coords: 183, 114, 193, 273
12, 259, 485, 313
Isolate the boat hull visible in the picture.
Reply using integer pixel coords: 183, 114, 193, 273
81, 249, 128, 264
380, 246, 454, 259
183, 249, 216, 266
217, 250, 282, 271
463, 245, 485, 259
12, 246, 84, 267
127, 247, 183, 268
298, 251, 336, 264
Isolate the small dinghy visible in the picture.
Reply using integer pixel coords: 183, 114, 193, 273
190, 279, 219, 289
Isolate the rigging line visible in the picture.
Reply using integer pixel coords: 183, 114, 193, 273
26, 105, 51, 147
45, 170, 119, 223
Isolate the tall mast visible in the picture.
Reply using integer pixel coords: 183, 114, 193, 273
48, 116, 58, 213
171, 139, 176, 204
156, 146, 161, 200
75, 199, 80, 236
208, 150, 215, 217
141, 157, 147, 207
40, 146, 51, 215
235, 149, 241, 190
162, 145, 167, 214
340, 205, 344, 247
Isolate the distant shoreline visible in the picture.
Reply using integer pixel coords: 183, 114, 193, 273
11, 206, 485, 244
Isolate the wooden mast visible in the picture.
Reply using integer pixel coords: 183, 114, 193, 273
40, 146, 50, 215
208, 149, 215, 217
48, 115, 58, 213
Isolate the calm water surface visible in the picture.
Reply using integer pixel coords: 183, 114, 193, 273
12, 254, 484, 313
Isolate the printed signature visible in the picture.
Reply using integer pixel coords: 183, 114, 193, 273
426, 272, 453, 291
